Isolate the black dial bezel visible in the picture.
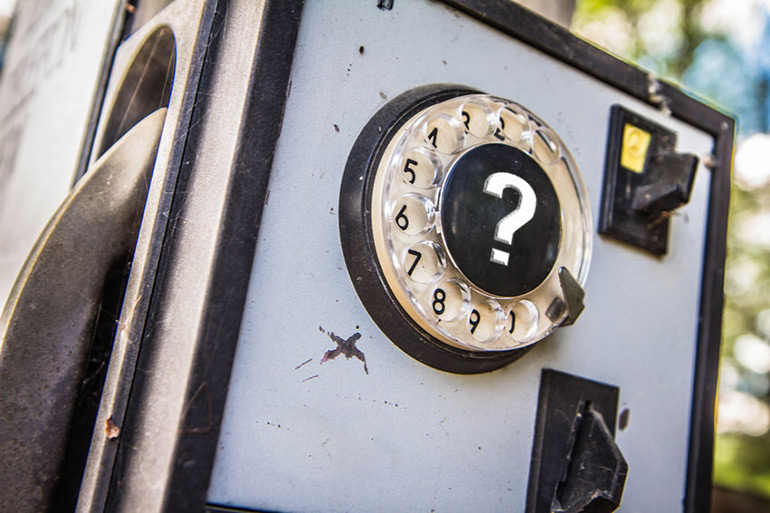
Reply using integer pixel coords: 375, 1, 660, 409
339, 84, 531, 374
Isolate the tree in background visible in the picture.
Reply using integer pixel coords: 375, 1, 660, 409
573, 0, 770, 499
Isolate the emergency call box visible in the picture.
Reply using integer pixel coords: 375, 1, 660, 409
0, 1, 733, 512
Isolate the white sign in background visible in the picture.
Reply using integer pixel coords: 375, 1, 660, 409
0, 0, 122, 307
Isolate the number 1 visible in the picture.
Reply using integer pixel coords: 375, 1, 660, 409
427, 127, 438, 148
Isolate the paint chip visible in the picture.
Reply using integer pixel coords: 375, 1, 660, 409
320, 327, 368, 374
105, 416, 120, 440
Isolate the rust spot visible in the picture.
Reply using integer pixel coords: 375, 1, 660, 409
104, 416, 120, 440
319, 326, 368, 374
618, 407, 630, 431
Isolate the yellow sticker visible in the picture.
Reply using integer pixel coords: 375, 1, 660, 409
620, 123, 651, 174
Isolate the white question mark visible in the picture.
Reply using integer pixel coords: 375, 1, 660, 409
483, 172, 537, 266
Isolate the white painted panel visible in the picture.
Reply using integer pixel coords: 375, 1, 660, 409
209, 2, 714, 512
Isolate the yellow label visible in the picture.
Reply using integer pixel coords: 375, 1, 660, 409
620, 123, 651, 174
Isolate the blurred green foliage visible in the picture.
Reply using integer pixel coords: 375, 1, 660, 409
573, 0, 770, 499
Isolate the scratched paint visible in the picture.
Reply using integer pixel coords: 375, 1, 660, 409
319, 326, 368, 374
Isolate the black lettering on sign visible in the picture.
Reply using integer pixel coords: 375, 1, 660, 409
1, 2, 82, 121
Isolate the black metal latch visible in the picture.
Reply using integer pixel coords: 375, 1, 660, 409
527, 369, 628, 513
599, 105, 699, 255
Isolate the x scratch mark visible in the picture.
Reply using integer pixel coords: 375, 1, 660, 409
319, 327, 368, 374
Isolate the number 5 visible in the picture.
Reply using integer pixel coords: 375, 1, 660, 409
403, 158, 417, 184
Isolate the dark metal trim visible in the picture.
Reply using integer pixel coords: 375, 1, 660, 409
439, 0, 732, 136
684, 120, 734, 513
104, 0, 306, 510
160, 0, 305, 508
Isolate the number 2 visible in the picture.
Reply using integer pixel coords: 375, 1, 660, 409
494, 116, 505, 141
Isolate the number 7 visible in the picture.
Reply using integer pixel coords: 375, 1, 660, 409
406, 248, 421, 276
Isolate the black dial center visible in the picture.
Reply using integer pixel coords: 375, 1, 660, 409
440, 143, 562, 297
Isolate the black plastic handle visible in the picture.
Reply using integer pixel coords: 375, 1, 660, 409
0, 108, 167, 512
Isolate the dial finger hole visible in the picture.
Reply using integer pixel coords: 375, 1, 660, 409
402, 240, 446, 283
428, 279, 471, 322
400, 148, 442, 189
424, 114, 464, 154
390, 194, 435, 236
497, 104, 531, 143
467, 299, 504, 344
460, 101, 494, 138
532, 127, 561, 165
507, 299, 539, 343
